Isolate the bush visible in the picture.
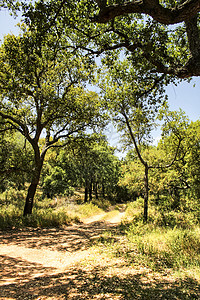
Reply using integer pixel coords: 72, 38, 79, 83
23, 207, 76, 228
154, 210, 198, 228
0, 188, 25, 208
167, 228, 200, 268
0, 189, 80, 229
0, 204, 22, 229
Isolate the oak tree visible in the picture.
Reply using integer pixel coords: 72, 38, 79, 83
0, 27, 104, 215
98, 53, 187, 222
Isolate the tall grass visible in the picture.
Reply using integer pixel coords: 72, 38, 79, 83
0, 189, 106, 229
96, 198, 200, 278
123, 223, 200, 271
69, 202, 103, 219
0, 204, 78, 229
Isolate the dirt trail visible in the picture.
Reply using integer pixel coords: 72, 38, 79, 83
1, 210, 199, 300
83, 211, 126, 224
0, 210, 125, 282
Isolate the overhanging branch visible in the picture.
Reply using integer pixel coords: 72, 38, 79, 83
93, 0, 200, 25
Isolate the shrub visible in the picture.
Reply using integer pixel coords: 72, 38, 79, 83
0, 204, 23, 229
0, 188, 25, 208
167, 228, 200, 268
23, 207, 75, 228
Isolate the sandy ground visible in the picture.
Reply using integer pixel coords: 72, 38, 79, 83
0, 212, 125, 275
0, 211, 199, 300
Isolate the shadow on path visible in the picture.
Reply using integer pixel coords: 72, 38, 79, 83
0, 256, 199, 299
0, 254, 54, 286
0, 221, 115, 252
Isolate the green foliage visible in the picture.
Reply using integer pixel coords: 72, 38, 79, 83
42, 166, 74, 198
125, 226, 200, 270
98, 56, 168, 148
41, 134, 123, 202
0, 187, 26, 208
167, 229, 200, 267
0, 132, 33, 191
96, 201, 200, 273
119, 161, 145, 195
119, 108, 200, 222
0, 188, 111, 229
0, 0, 21, 12
23, 207, 74, 228
0, 204, 22, 230
90, 197, 111, 211
1, 1, 200, 222
0, 204, 76, 229
123, 198, 144, 221
2, 0, 199, 78
0, 20, 106, 213
0, 191, 79, 229
123, 197, 199, 229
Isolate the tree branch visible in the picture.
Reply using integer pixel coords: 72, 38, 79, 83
93, 0, 200, 25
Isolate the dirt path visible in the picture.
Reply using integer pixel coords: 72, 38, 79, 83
0, 214, 123, 274
0, 211, 126, 298
0, 211, 199, 300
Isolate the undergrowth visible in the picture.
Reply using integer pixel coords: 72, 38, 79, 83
0, 188, 105, 229
96, 198, 200, 280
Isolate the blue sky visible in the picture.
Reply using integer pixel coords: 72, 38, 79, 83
0, 8, 199, 148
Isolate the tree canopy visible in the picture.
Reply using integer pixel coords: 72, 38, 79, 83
7, 0, 197, 79
93, 0, 200, 78
2, 0, 200, 78
0, 25, 105, 215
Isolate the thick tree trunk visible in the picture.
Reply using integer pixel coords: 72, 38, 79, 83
23, 153, 44, 216
143, 164, 149, 223
23, 182, 38, 216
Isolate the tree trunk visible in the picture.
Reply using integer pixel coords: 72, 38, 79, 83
143, 164, 149, 223
84, 181, 88, 203
172, 187, 180, 209
89, 180, 93, 202
23, 154, 44, 216
23, 182, 38, 216
94, 182, 98, 199
102, 183, 105, 198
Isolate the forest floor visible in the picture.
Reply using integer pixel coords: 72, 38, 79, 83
0, 209, 199, 300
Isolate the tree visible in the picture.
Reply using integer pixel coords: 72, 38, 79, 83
98, 54, 188, 222
184, 120, 200, 199
120, 109, 193, 215
0, 27, 105, 215
98, 55, 168, 222
156, 117, 200, 206
53, 134, 121, 202
2, 1, 199, 78
0, 0, 20, 10
16, 0, 200, 79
